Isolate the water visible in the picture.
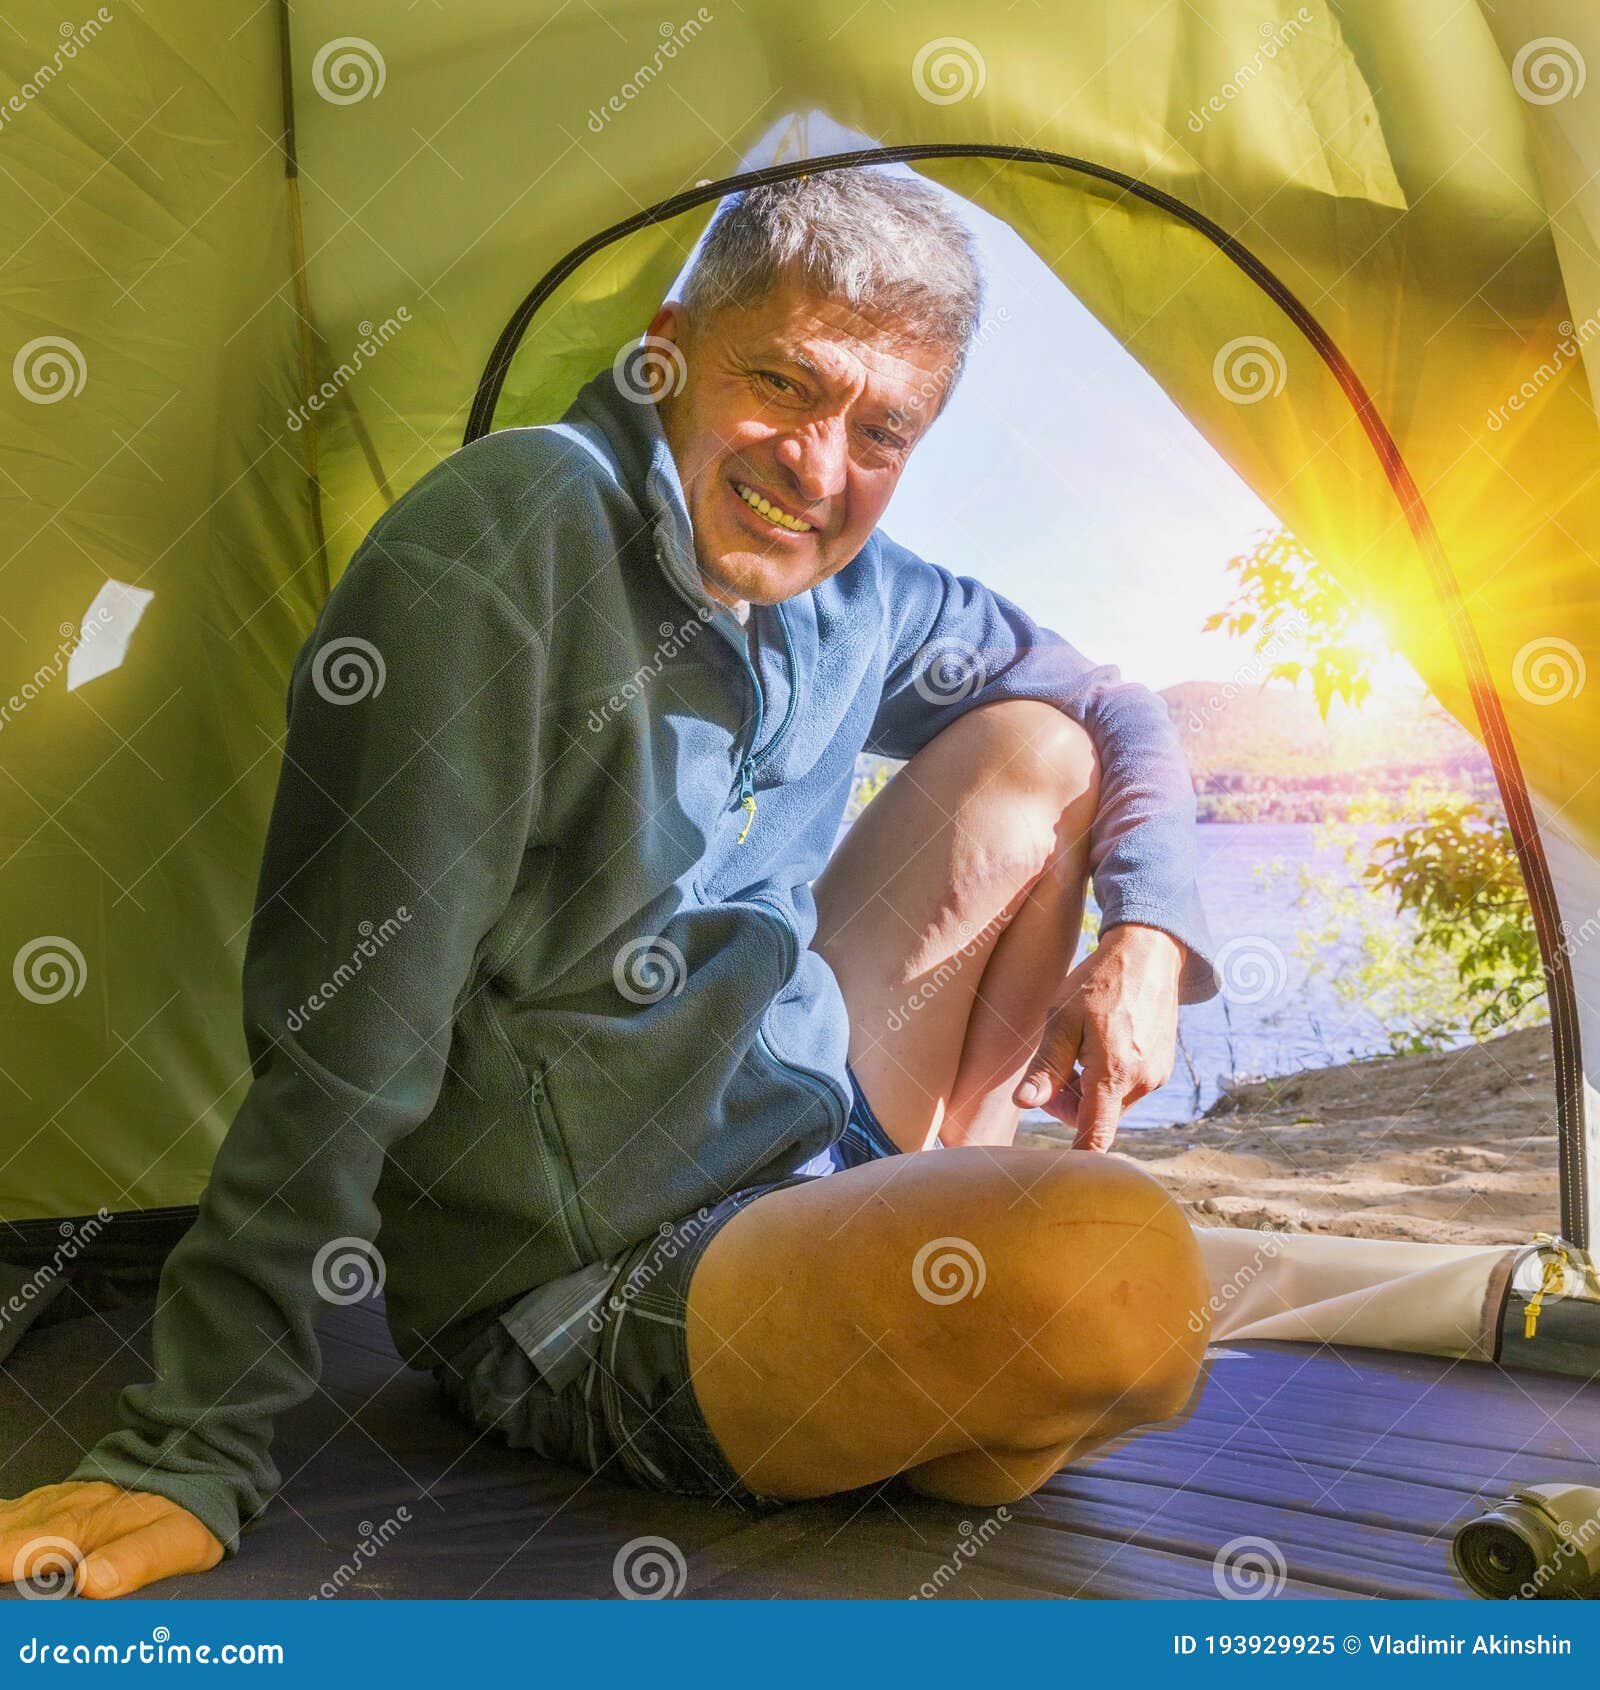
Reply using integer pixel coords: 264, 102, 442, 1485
1114, 821, 1393, 1128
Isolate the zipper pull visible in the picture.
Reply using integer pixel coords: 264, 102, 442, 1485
736, 757, 757, 844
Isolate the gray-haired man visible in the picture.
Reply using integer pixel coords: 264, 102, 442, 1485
2, 169, 1215, 1595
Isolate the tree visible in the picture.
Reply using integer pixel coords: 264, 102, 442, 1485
1364, 791, 1544, 1038
1211, 531, 1545, 1048
1204, 528, 1372, 717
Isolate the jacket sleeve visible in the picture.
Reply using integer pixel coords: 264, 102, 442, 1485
866, 534, 1218, 1004
66, 537, 544, 1554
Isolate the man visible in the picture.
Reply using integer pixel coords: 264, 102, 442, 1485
1, 169, 1216, 1597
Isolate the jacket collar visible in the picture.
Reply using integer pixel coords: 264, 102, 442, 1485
563, 351, 730, 624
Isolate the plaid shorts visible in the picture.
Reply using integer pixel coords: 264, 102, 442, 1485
434, 1064, 905, 1508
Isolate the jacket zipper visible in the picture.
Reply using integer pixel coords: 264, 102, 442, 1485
529, 1059, 594, 1268
731, 604, 800, 842
607, 535, 844, 1135
750, 605, 798, 772
650, 551, 771, 845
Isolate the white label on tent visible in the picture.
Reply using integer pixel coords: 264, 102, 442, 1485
67, 579, 154, 691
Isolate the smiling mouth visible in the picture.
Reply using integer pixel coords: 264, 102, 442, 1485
732, 480, 815, 534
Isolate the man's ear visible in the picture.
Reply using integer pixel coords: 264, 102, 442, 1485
647, 299, 687, 348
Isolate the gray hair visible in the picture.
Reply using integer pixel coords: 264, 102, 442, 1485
681, 169, 985, 395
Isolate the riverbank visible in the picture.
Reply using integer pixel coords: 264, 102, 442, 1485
1021, 1026, 1560, 1245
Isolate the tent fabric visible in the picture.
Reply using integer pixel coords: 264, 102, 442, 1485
4, 1290, 1598, 1599
2, 1, 1598, 1261
1198, 1228, 1515, 1360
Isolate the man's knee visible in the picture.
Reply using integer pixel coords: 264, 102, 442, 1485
934, 700, 1100, 867
964, 1152, 1208, 1439
944, 700, 1099, 803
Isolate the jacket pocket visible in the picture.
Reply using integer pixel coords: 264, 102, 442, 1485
483, 996, 597, 1273
527, 1058, 601, 1269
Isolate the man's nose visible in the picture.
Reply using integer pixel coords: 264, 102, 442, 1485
773, 417, 847, 505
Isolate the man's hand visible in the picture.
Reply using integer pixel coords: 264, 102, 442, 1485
1013, 923, 1183, 1152
0, 1481, 222, 1598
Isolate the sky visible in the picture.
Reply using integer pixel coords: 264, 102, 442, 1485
881, 195, 1280, 693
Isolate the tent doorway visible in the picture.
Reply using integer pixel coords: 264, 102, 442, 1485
463, 146, 1587, 1247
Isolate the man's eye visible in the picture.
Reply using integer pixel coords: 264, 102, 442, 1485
756, 370, 796, 394
862, 426, 906, 452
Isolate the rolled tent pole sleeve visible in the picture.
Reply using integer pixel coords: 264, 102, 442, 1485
65, 539, 545, 1555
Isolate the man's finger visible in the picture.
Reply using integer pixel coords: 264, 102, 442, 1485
1073, 1046, 1127, 1152
1013, 1010, 1082, 1112
1073, 1079, 1124, 1151
1051, 1071, 1083, 1129
77, 1514, 223, 1600
1013, 1066, 1055, 1110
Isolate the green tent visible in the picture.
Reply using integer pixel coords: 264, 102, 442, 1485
2, 0, 1597, 1322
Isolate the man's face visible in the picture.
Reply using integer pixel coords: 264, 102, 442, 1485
646, 271, 955, 608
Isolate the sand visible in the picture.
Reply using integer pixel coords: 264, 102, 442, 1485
1019, 1026, 1561, 1245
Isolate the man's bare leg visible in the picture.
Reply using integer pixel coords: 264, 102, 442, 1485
686, 1149, 1207, 1504
686, 701, 1207, 1505
815, 697, 1098, 1149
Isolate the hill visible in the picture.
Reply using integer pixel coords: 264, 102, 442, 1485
1160, 681, 1497, 822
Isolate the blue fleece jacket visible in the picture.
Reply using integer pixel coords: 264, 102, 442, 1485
69, 362, 1216, 1553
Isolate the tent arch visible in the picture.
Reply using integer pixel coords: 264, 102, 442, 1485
463, 145, 1589, 1246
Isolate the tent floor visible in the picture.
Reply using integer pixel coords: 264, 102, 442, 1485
2, 1296, 1596, 1600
